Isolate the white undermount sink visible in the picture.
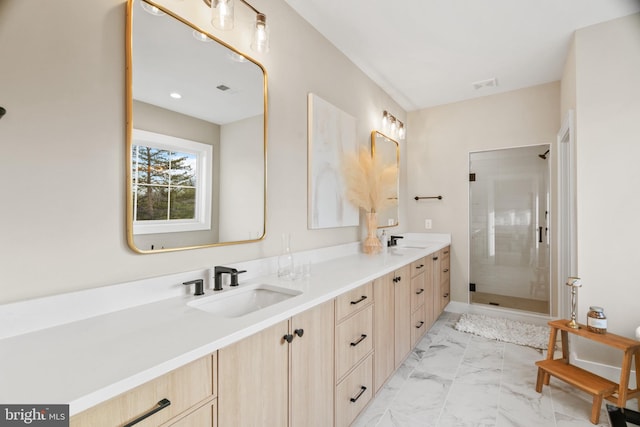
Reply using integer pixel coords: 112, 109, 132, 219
187, 284, 302, 318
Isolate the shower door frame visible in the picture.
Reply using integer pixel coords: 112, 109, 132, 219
468, 144, 552, 314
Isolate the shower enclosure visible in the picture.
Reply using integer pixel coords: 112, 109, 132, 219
469, 145, 550, 314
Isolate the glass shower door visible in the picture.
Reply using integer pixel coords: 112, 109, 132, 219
469, 145, 550, 314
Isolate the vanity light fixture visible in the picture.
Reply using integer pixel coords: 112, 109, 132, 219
203, 0, 269, 53
381, 110, 406, 140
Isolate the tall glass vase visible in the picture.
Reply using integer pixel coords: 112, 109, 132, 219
278, 233, 295, 279
363, 212, 382, 254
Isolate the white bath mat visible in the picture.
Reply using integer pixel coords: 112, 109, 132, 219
454, 313, 550, 350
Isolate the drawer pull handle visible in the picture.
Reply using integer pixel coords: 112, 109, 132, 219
433, 256, 438, 261
123, 398, 171, 427
415, 264, 424, 269
416, 321, 425, 329
350, 334, 367, 347
350, 386, 367, 403
416, 288, 424, 295
444, 250, 449, 254
283, 334, 294, 343
443, 293, 449, 298
443, 268, 449, 273
350, 295, 367, 305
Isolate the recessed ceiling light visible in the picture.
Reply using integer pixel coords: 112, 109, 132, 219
472, 78, 498, 90
170, 92, 182, 99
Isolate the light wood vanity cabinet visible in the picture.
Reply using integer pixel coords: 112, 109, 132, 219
335, 283, 374, 427
432, 246, 451, 318
393, 264, 412, 368
373, 273, 395, 393
439, 246, 451, 312
217, 300, 335, 427
410, 257, 432, 348
70, 354, 216, 427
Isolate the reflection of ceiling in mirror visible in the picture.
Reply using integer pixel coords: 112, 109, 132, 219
132, 0, 264, 124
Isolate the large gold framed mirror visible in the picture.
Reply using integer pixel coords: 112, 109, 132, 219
126, 0, 267, 253
371, 131, 399, 228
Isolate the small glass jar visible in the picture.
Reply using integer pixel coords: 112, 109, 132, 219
587, 306, 607, 334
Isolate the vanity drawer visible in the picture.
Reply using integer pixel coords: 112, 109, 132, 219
335, 282, 373, 321
411, 304, 427, 348
70, 354, 214, 427
166, 399, 216, 427
410, 270, 426, 312
335, 304, 373, 380
410, 257, 427, 278
335, 354, 373, 427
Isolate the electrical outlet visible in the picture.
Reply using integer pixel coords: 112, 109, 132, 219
424, 219, 432, 229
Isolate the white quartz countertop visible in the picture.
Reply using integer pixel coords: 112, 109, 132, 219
0, 238, 449, 415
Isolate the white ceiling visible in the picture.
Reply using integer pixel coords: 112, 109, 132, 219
284, 0, 640, 111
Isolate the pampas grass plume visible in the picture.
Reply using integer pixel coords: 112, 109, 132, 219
342, 147, 398, 213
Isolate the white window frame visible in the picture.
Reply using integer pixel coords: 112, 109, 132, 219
132, 129, 213, 235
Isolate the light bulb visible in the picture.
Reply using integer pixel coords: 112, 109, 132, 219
211, 0, 234, 30
251, 14, 269, 53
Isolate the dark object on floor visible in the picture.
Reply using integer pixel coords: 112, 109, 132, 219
607, 404, 640, 426
489, 302, 499, 306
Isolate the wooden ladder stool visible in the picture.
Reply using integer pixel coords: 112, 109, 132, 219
535, 319, 640, 424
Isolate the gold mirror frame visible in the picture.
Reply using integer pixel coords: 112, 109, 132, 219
126, 0, 268, 253
371, 130, 400, 228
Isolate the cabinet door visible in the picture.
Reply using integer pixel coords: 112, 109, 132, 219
373, 273, 394, 392
393, 265, 411, 368
290, 300, 335, 427
218, 320, 289, 427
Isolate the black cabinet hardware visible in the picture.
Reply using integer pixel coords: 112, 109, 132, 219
415, 264, 424, 269
123, 398, 171, 427
350, 295, 367, 305
349, 386, 367, 403
350, 334, 367, 347
283, 334, 294, 343
416, 321, 425, 329
416, 288, 424, 295
294, 328, 304, 337
443, 293, 449, 298
443, 268, 449, 273
433, 256, 438, 261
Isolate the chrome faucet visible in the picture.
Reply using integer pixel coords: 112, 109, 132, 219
213, 266, 247, 291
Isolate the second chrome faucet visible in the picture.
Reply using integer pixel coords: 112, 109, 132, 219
213, 266, 247, 291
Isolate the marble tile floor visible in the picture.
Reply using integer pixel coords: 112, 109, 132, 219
353, 311, 636, 427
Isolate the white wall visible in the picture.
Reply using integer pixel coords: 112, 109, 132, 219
218, 115, 264, 242
569, 13, 640, 366
0, 0, 406, 304
406, 82, 560, 307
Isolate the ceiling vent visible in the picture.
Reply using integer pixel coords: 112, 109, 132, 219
472, 78, 498, 90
